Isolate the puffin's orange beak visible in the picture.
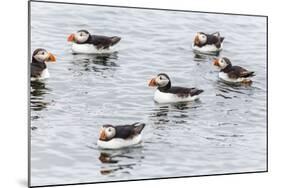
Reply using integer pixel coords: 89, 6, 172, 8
67, 34, 75, 42
194, 34, 200, 45
213, 59, 220, 67
148, 78, 157, 87
47, 53, 56, 62
99, 128, 107, 141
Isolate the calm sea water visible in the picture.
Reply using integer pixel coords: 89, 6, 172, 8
30, 2, 267, 186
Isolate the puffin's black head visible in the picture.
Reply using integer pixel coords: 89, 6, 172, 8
99, 124, 116, 141
77, 29, 90, 34
213, 57, 232, 69
194, 32, 208, 45
67, 30, 91, 44
211, 32, 224, 43
148, 73, 171, 89
32, 48, 56, 63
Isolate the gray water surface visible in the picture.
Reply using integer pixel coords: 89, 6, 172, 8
30, 2, 267, 186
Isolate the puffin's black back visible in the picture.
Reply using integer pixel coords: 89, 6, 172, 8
31, 63, 46, 77
206, 34, 223, 48
114, 123, 145, 139
222, 65, 255, 78
31, 54, 47, 78
85, 35, 121, 49
160, 86, 203, 97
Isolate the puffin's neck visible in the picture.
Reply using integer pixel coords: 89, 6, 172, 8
221, 64, 232, 73
32, 57, 47, 69
158, 82, 171, 92
84, 35, 93, 44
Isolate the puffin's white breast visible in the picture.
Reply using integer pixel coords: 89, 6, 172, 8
71, 43, 116, 54
154, 90, 199, 104
218, 72, 248, 83
192, 43, 223, 54
97, 135, 142, 149
41, 68, 50, 79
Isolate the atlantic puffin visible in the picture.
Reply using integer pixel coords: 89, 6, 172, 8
31, 48, 56, 80
148, 73, 204, 104
192, 32, 224, 54
67, 30, 121, 54
97, 122, 145, 149
213, 57, 255, 84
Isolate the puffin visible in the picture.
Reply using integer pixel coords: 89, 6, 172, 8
192, 32, 224, 54
97, 122, 145, 149
67, 30, 121, 54
213, 57, 255, 84
148, 73, 204, 104
31, 48, 56, 80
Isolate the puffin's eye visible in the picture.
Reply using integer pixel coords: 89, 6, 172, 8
108, 128, 111, 132
80, 33, 83, 37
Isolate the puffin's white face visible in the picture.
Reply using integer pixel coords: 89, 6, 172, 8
74, 31, 90, 43
33, 49, 56, 63
213, 58, 229, 69
155, 75, 170, 87
99, 126, 116, 141
148, 74, 170, 87
194, 33, 207, 45
68, 30, 90, 43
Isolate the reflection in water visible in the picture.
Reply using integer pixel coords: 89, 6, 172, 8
193, 51, 220, 61
215, 80, 254, 99
70, 52, 119, 75
31, 81, 51, 111
218, 78, 253, 87
150, 105, 169, 125
98, 147, 143, 176
216, 93, 232, 99
99, 152, 118, 164
171, 102, 201, 110
150, 102, 201, 125
30, 80, 52, 130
